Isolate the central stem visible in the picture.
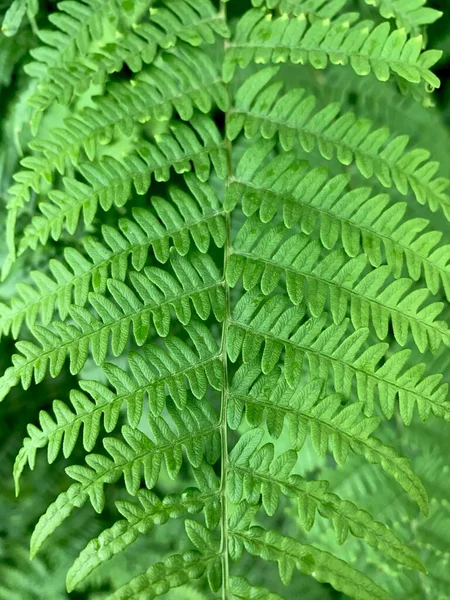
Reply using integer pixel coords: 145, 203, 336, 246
219, 2, 231, 598
219, 213, 231, 598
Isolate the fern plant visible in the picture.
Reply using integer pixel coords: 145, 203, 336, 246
0, 0, 449, 598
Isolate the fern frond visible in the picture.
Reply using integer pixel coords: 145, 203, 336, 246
226, 141, 450, 299
227, 363, 429, 512
1, 0, 38, 37
223, 9, 442, 93
325, 446, 450, 523
17, 115, 227, 255
229, 218, 448, 353
229, 428, 424, 570
24, 0, 121, 109
66, 484, 217, 592
13, 322, 222, 491
184, 519, 222, 592
364, 0, 443, 34
250, 0, 348, 20
230, 577, 284, 600
103, 550, 209, 600
26, 0, 229, 119
228, 68, 450, 218
229, 513, 391, 600
0, 253, 225, 402
1, 177, 225, 339
30, 397, 220, 556
312, 65, 450, 143
8, 45, 228, 224
3, 0, 448, 597
314, 445, 450, 598
229, 292, 449, 426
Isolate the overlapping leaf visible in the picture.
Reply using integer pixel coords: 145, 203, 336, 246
103, 550, 209, 600
16, 115, 227, 258
229, 217, 449, 353
30, 397, 220, 557
226, 141, 450, 299
230, 515, 391, 600
13, 322, 222, 491
224, 9, 442, 92
0, 252, 225, 402
227, 364, 429, 513
67, 475, 220, 592
229, 428, 424, 570
1, 176, 225, 338
26, 0, 230, 119
228, 293, 449, 425
364, 0, 442, 34
229, 68, 450, 218
8, 46, 228, 229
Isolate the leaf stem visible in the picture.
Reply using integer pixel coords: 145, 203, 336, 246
219, 1, 232, 598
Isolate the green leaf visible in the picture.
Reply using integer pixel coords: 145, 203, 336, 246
67, 487, 213, 592
1, 0, 28, 36
30, 399, 219, 556
224, 9, 442, 93
228, 362, 429, 513
231, 525, 392, 600
230, 217, 449, 353
230, 69, 450, 219
103, 550, 208, 600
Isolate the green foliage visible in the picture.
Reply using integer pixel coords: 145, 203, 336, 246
363, 0, 443, 34
228, 293, 449, 424
229, 217, 448, 352
229, 504, 392, 600
228, 428, 424, 570
226, 365, 430, 511
1, 176, 226, 339
13, 322, 222, 493
0, 0, 449, 599
226, 141, 450, 298
229, 67, 450, 217
9, 114, 227, 267
223, 9, 442, 90
66, 477, 219, 592
1, 0, 38, 37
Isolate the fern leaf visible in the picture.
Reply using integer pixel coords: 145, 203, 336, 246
103, 550, 209, 600
66, 486, 216, 592
229, 292, 449, 426
1, 0, 38, 37
229, 69, 450, 218
223, 9, 442, 93
184, 519, 222, 592
13, 322, 222, 492
229, 428, 424, 571
364, 0, 443, 34
230, 577, 284, 600
229, 218, 449, 353
4, 0, 448, 596
251, 0, 348, 20
230, 518, 391, 600
30, 398, 220, 556
226, 141, 450, 299
0, 253, 225, 402
24, 0, 120, 111
227, 364, 429, 513
17, 115, 226, 255
25, 0, 229, 119
1, 177, 225, 339
8, 46, 228, 225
